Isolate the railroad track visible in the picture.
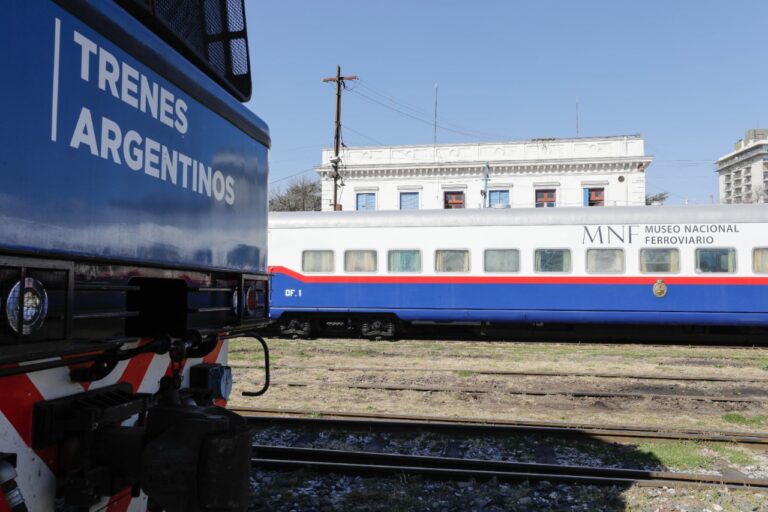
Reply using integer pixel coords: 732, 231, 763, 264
251, 445, 768, 491
267, 380, 767, 403
232, 363, 768, 383
235, 408, 768, 450
241, 338, 768, 351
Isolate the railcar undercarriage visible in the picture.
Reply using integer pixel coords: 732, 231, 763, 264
274, 313, 768, 345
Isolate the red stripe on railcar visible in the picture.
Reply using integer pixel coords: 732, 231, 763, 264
270, 265, 768, 286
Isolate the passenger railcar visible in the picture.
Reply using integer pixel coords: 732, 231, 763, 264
269, 205, 768, 341
1, 2, 269, 511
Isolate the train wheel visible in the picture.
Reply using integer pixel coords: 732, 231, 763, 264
360, 318, 396, 341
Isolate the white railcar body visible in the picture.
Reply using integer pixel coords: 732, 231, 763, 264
269, 205, 768, 338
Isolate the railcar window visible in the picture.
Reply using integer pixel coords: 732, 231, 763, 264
754, 248, 768, 273
345, 250, 377, 272
695, 248, 736, 273
639, 248, 679, 273
435, 250, 470, 272
388, 250, 422, 272
534, 249, 571, 272
302, 250, 334, 273
484, 249, 520, 272
586, 249, 624, 274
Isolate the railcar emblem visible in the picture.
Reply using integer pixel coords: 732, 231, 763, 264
652, 279, 667, 298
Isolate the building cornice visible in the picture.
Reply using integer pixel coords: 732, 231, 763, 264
315, 156, 652, 180
320, 136, 648, 168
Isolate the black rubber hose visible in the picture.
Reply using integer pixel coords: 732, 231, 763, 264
229, 332, 270, 397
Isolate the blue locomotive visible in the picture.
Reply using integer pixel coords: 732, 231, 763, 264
0, 1, 269, 510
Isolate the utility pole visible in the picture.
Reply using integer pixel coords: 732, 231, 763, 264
433, 83, 438, 145
575, 97, 580, 137
322, 65, 358, 211
482, 162, 491, 208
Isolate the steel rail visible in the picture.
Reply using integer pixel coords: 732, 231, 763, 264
270, 380, 767, 403
230, 363, 768, 383
251, 445, 768, 491
238, 410, 768, 450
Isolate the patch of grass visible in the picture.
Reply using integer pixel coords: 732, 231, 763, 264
296, 350, 312, 360
347, 349, 374, 358
635, 441, 711, 471
721, 413, 767, 427
706, 443, 754, 466
456, 370, 475, 377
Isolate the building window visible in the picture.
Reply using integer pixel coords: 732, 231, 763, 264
535, 249, 571, 272
399, 192, 419, 210
484, 249, 520, 272
356, 192, 376, 211
344, 250, 377, 272
695, 248, 736, 273
488, 190, 510, 208
535, 189, 556, 208
586, 249, 624, 274
444, 191, 465, 209
388, 250, 421, 273
302, 250, 334, 273
583, 188, 605, 207
435, 250, 470, 272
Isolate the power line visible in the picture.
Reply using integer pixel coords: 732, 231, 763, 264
352, 80, 517, 141
269, 168, 316, 186
343, 125, 387, 146
349, 88, 494, 140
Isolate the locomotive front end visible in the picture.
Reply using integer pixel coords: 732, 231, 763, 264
0, 1, 270, 510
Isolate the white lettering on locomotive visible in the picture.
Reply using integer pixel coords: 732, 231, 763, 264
61, 27, 236, 205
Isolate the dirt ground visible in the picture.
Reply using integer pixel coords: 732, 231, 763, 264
230, 338, 768, 433
237, 338, 768, 510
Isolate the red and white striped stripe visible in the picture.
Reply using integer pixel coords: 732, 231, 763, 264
0, 338, 228, 512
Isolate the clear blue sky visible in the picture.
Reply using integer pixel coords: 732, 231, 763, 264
245, 1, 768, 205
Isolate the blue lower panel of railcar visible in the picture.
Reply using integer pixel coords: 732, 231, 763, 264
270, 272, 768, 327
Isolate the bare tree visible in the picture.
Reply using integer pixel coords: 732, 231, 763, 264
743, 184, 768, 204
645, 192, 669, 205
269, 177, 321, 211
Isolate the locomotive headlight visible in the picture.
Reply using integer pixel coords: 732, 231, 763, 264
6, 278, 48, 335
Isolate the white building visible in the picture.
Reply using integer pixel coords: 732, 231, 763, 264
316, 135, 651, 211
716, 129, 768, 204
